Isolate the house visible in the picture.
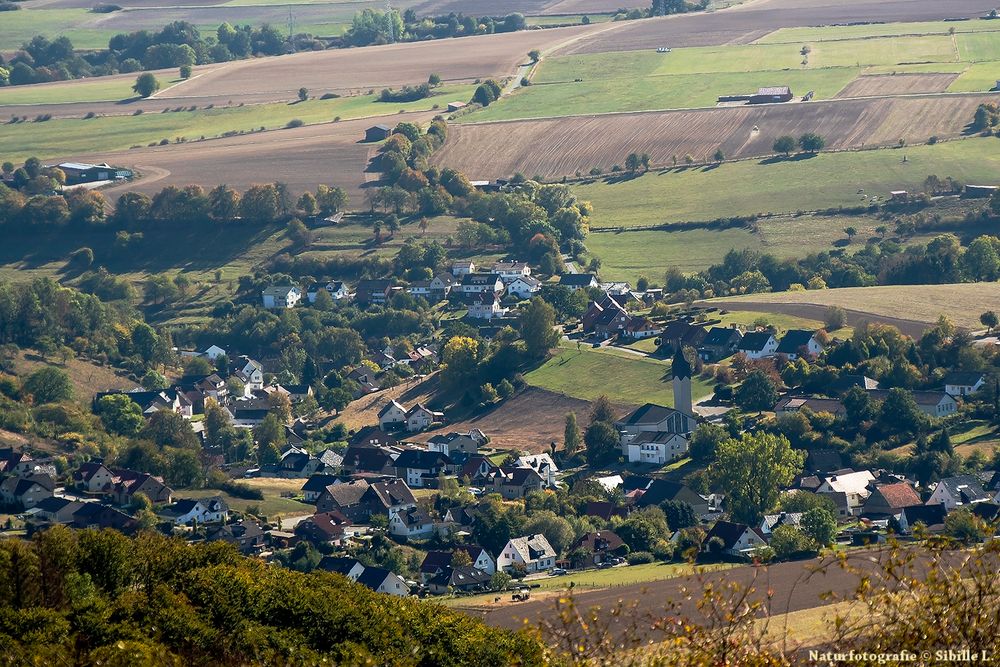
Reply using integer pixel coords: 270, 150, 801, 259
625, 431, 689, 465
393, 450, 452, 488
341, 446, 397, 476
944, 371, 986, 397
429, 272, 456, 297
622, 317, 662, 340
468, 291, 507, 320
459, 273, 504, 295
830, 374, 880, 393
698, 327, 743, 361
294, 510, 353, 546
0, 474, 54, 510
492, 260, 531, 281
420, 547, 495, 581
261, 285, 301, 309
70, 503, 139, 534
306, 281, 348, 303
179, 344, 227, 361
805, 450, 845, 474
427, 431, 483, 457
759, 512, 803, 536
749, 86, 793, 104
158, 496, 229, 525
230, 356, 264, 392
94, 389, 184, 418
867, 389, 958, 418
656, 320, 707, 354
272, 446, 324, 478
388, 506, 436, 539
632, 478, 710, 517
301, 474, 342, 503
317, 556, 366, 580
315, 480, 373, 521
356, 567, 410, 597
407, 281, 433, 299
736, 332, 779, 360
451, 260, 476, 276
615, 403, 695, 458
507, 276, 542, 300
570, 530, 625, 566
378, 400, 408, 430
31, 496, 84, 523
774, 396, 846, 417
489, 467, 544, 499
496, 534, 557, 573
206, 519, 266, 554
110, 470, 173, 506
365, 124, 393, 142
461, 455, 499, 484
350, 426, 399, 449
73, 461, 116, 494
355, 279, 394, 306
862, 482, 921, 519
898, 504, 948, 534
230, 399, 272, 427
426, 565, 492, 594
516, 454, 559, 489
406, 404, 444, 432
816, 470, 876, 516
927, 475, 990, 510
775, 330, 824, 360
583, 298, 631, 339
0, 448, 36, 476
702, 521, 768, 557
559, 274, 599, 291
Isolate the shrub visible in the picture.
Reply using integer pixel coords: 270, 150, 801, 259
627, 551, 655, 565
320, 92, 340, 100
286, 118, 304, 129
83, 111, 96, 119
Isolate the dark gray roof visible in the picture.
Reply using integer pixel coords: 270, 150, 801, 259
776, 330, 817, 354
738, 331, 774, 352
944, 371, 985, 386
701, 327, 742, 347
937, 475, 989, 503
618, 403, 679, 426
559, 273, 598, 286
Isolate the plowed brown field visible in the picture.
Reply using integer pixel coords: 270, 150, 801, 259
557, 0, 1000, 53
431, 93, 996, 181
834, 73, 960, 98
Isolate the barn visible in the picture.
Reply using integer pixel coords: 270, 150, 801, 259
53, 162, 133, 185
364, 125, 393, 142
749, 86, 793, 104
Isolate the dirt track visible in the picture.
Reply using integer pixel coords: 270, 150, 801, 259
432, 93, 998, 181
556, 0, 1000, 54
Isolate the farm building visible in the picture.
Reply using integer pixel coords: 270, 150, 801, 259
447, 102, 467, 112
965, 185, 999, 198
51, 162, 133, 185
749, 87, 793, 104
365, 125, 393, 142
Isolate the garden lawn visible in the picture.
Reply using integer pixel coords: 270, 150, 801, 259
524, 342, 713, 406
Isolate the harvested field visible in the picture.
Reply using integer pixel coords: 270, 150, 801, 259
557, 0, 1000, 54
706, 282, 1000, 332
433, 93, 997, 181
64, 113, 426, 201
834, 72, 960, 98
163, 24, 610, 106
410, 386, 603, 453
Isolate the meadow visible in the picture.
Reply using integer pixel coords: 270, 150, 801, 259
0, 85, 474, 163
0, 77, 142, 105
524, 341, 714, 406
573, 137, 1000, 229
465, 24, 1000, 122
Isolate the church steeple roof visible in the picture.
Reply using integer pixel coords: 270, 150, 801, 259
671, 347, 692, 380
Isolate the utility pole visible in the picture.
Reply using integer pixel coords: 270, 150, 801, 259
287, 8, 295, 42
386, 0, 395, 43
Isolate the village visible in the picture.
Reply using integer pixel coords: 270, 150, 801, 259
2, 246, 999, 604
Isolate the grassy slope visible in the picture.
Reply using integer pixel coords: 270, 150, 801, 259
463, 28, 1000, 122
524, 341, 713, 406
0, 85, 474, 163
573, 137, 1000, 229
13, 350, 137, 403
0, 78, 139, 105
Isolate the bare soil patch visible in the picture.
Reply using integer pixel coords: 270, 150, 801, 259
558, 0, 1000, 54
834, 72, 960, 98
432, 93, 994, 181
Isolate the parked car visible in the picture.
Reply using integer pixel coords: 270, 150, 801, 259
550, 567, 567, 576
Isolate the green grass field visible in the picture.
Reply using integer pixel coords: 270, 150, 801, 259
524, 341, 713, 406
0, 9, 117, 51
0, 77, 140, 105
756, 22, 1000, 44
0, 84, 474, 163
463, 22, 1000, 122
573, 137, 1000, 229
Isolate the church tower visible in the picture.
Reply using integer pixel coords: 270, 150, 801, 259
671, 346, 693, 417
